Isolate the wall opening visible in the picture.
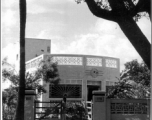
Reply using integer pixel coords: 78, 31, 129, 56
87, 85, 100, 101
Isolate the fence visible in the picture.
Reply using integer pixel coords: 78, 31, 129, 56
34, 100, 88, 120
106, 99, 150, 120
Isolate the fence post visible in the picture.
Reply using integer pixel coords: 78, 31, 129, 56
106, 99, 111, 120
24, 89, 36, 120
34, 101, 36, 120
92, 91, 106, 120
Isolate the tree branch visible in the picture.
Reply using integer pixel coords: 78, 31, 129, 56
129, 0, 151, 18
117, 16, 151, 69
85, 0, 116, 21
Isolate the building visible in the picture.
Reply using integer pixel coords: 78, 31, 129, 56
14, 38, 51, 62
24, 38, 51, 61
3, 38, 120, 102
3, 38, 51, 71
2, 38, 51, 89
26, 54, 120, 102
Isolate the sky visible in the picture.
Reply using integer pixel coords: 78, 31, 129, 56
2, 0, 151, 72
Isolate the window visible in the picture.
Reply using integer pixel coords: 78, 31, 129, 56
106, 59, 117, 68
49, 84, 82, 98
52, 56, 83, 65
47, 46, 50, 53
86, 58, 102, 67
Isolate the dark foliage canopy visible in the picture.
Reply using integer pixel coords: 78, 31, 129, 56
2, 57, 60, 120
107, 60, 150, 99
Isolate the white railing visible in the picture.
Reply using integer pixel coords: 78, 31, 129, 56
86, 101, 93, 120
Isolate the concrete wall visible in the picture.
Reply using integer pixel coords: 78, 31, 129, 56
92, 92, 150, 120
106, 99, 150, 120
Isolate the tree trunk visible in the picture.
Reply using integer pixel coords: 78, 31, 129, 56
13, 0, 26, 120
117, 16, 151, 70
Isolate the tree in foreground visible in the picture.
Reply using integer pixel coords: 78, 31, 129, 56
75, 0, 151, 69
14, 0, 26, 120
2, 58, 60, 120
107, 59, 150, 99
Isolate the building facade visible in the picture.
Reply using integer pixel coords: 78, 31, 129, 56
25, 38, 51, 61
26, 54, 120, 102
14, 38, 51, 71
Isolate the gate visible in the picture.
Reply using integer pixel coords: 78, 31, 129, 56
34, 100, 88, 120
34, 100, 62, 120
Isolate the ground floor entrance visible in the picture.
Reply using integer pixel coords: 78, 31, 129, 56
87, 85, 100, 101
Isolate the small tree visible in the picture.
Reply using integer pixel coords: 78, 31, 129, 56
2, 57, 60, 120
3, 88, 17, 120
121, 59, 150, 86
107, 59, 150, 99
107, 79, 135, 99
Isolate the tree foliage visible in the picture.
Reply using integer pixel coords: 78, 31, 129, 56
121, 59, 150, 86
107, 79, 135, 99
107, 60, 150, 99
75, 0, 151, 69
65, 102, 88, 120
76, 0, 150, 19
2, 57, 60, 120
38, 57, 60, 85
3, 88, 17, 120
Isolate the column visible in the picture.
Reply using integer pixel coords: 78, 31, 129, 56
24, 89, 37, 120
92, 91, 106, 120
